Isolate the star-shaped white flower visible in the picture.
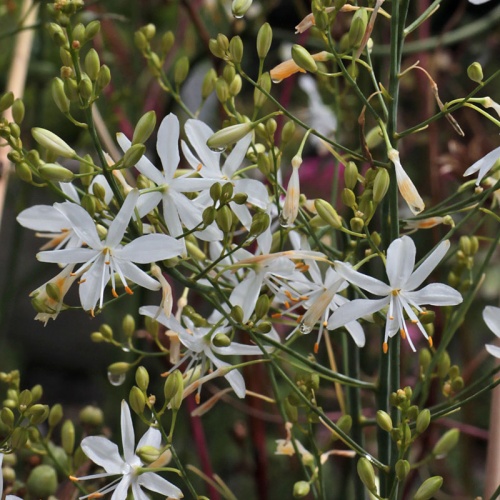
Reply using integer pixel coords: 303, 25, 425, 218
328, 236, 462, 351
73, 401, 182, 499
0, 454, 22, 500
483, 306, 500, 358
37, 189, 184, 313
463, 145, 500, 185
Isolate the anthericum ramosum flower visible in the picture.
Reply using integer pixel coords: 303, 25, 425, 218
388, 148, 425, 215
71, 400, 182, 499
0, 454, 22, 500
116, 113, 218, 243
270, 51, 330, 83
37, 189, 184, 314
463, 145, 500, 185
328, 236, 462, 352
280, 155, 302, 227
483, 306, 500, 358
140, 307, 269, 399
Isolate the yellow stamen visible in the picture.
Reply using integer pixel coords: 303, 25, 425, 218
428, 337, 433, 348
271, 313, 282, 319
314, 342, 319, 354
69, 475, 79, 482
383, 342, 388, 353
112, 288, 119, 298
400, 328, 406, 339
125, 286, 134, 295
195, 393, 200, 404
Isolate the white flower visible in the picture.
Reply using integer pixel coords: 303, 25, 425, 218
280, 155, 302, 227
116, 113, 218, 243
469, 0, 491, 4
328, 236, 462, 351
483, 306, 500, 358
37, 189, 184, 313
0, 454, 22, 500
140, 307, 271, 398
463, 145, 500, 185
73, 401, 182, 499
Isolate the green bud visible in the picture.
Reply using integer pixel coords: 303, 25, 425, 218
47, 23, 67, 46
164, 370, 184, 410
48, 403, 63, 427
229, 36, 244, 64
467, 62, 483, 84
210, 182, 222, 202
99, 323, 113, 340
84, 20, 101, 43
357, 457, 377, 493
78, 74, 93, 100
376, 410, 393, 432
281, 120, 296, 144
349, 8, 368, 49
201, 68, 217, 99
230, 305, 244, 323
437, 351, 450, 379
395, 459, 410, 481
79, 405, 104, 427
129, 386, 146, 415
432, 429, 459, 457
130, 112, 156, 147
28, 404, 49, 425
229, 74, 242, 96
209, 38, 225, 59
136, 445, 161, 464
216, 205, 233, 232
39, 163, 75, 182
217, 33, 229, 54
15, 162, 32, 183
249, 212, 270, 236
12, 98, 25, 124
257, 22, 272, 59
174, 56, 190, 85
291, 44, 318, 73
202, 206, 216, 226
254, 72, 272, 108
141, 23, 156, 40
233, 193, 248, 204
293, 481, 310, 498
18, 389, 32, 409
52, 77, 70, 114
315, 198, 342, 228
213, 333, 232, 347
255, 321, 272, 333
60, 47, 72, 67
32, 128, 76, 158
107, 362, 131, 376
266, 118, 277, 137
135, 366, 149, 391
255, 294, 270, 320
0, 91, 14, 113
419, 348, 432, 376
63, 77, 79, 101
11, 427, 28, 449
61, 419, 75, 454
134, 30, 148, 51
232, 0, 252, 18
161, 31, 175, 55
2, 465, 15, 483
336, 414, 352, 435
221, 182, 234, 203
365, 126, 384, 149
451, 376, 464, 392
96, 64, 111, 92
413, 476, 443, 500
122, 143, 146, 168
415, 408, 431, 434
0, 407, 14, 427
373, 168, 390, 203
72, 23, 85, 44
215, 78, 229, 103
341, 188, 357, 208
122, 314, 135, 339
207, 122, 253, 150
26, 465, 58, 497
84, 49, 100, 81
344, 161, 358, 189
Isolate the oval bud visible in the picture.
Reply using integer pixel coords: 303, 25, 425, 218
257, 22, 272, 59
96, 64, 111, 92
39, 163, 75, 182
12, 98, 25, 124
467, 62, 483, 84
52, 77, 70, 114
254, 72, 272, 108
0, 407, 14, 427
207, 122, 253, 150
15, 162, 32, 183
32, 128, 76, 158
62, 419, 75, 454
376, 410, 393, 432
293, 481, 310, 498
213, 333, 231, 347
135, 366, 150, 391
216, 205, 233, 232
395, 459, 410, 481
373, 168, 390, 203
229, 74, 242, 96
0, 91, 14, 113
79, 405, 104, 427
291, 44, 318, 73
416, 408, 431, 434
136, 445, 161, 464
84, 20, 101, 43
129, 386, 146, 415
48, 403, 63, 427
174, 56, 190, 85
78, 74, 93, 100
314, 198, 342, 229
230, 305, 244, 323
229, 36, 244, 64
342, 188, 357, 208
202, 68, 217, 99
26, 465, 58, 497
413, 476, 443, 500
349, 8, 368, 49
85, 48, 100, 81
432, 429, 459, 457
255, 294, 270, 320
107, 362, 131, 376
357, 457, 377, 493
122, 143, 146, 168
164, 370, 184, 410
122, 314, 135, 339
161, 31, 175, 54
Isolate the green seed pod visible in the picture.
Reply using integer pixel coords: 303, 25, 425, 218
416, 408, 431, 434
413, 476, 443, 500
395, 459, 410, 481
78, 74, 93, 100
84, 20, 101, 43
26, 465, 58, 497
84, 49, 100, 81
79, 405, 104, 427
0, 407, 14, 427
293, 481, 310, 498
32, 128, 76, 158
257, 22, 272, 59
467, 62, 483, 84
255, 294, 270, 320
15, 162, 32, 183
357, 457, 377, 493
216, 205, 233, 232
376, 410, 393, 432
39, 163, 75, 182
48, 403, 63, 427
213, 333, 231, 347
52, 77, 70, 114
207, 122, 253, 150
61, 419, 75, 454
129, 386, 146, 415
215, 78, 229, 103
291, 44, 318, 73
232, 0, 252, 18
373, 168, 390, 203
229, 36, 244, 64
202, 68, 217, 99
122, 143, 146, 168
254, 72, 272, 108
135, 366, 150, 391
164, 369, 184, 410
96, 64, 111, 92
348, 8, 368, 49
230, 305, 244, 323
161, 30, 175, 55
315, 199, 342, 228
12, 98, 25, 124
341, 188, 357, 208
174, 56, 190, 85
344, 161, 358, 189
432, 429, 459, 457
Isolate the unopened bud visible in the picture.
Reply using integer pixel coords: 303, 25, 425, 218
47, 23, 66, 46
84, 20, 101, 43
232, 0, 252, 18
281, 120, 296, 144
254, 72, 272, 108
207, 122, 253, 150
365, 126, 384, 149
1, 407, 14, 427
136, 445, 161, 464
107, 362, 131, 376
164, 370, 184, 410
467, 62, 483, 84
12, 98, 25, 124
416, 408, 431, 434
48, 403, 63, 427
135, 366, 149, 391
357, 457, 377, 493
344, 161, 358, 189
85, 49, 100, 80
395, 459, 410, 481
11, 427, 28, 449
122, 143, 146, 168
202, 68, 217, 99
213, 333, 231, 347
229, 75, 242, 96
255, 294, 270, 320
293, 481, 310, 498
215, 78, 229, 103
96, 64, 111, 92
26, 465, 58, 498
257, 22, 272, 59
39, 163, 75, 182
161, 31, 175, 55
216, 205, 233, 232
432, 429, 459, 457
284, 397, 298, 423
413, 476, 443, 500
78, 74, 93, 100
291, 44, 318, 73
229, 36, 244, 64
174, 56, 190, 85
134, 30, 148, 51
52, 77, 70, 114
437, 351, 450, 378
249, 212, 270, 236
342, 188, 356, 208
62, 419, 75, 454
129, 386, 146, 415
376, 410, 393, 432
15, 162, 32, 183
79, 405, 104, 427
230, 305, 244, 323
315, 199, 342, 228
349, 8, 368, 49
32, 128, 76, 158
373, 168, 390, 203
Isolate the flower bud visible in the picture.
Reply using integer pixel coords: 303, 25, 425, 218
416, 408, 431, 434
255, 294, 270, 320
229, 74, 242, 96
39, 163, 75, 182
413, 476, 443, 500
209, 38, 225, 59
134, 30, 148, 51
437, 351, 450, 379
84, 20, 101, 43
52, 77, 70, 114
64, 77, 79, 101
32, 128, 76, 158
216, 205, 233, 232
12, 98, 25, 124
291, 44, 318, 73
161, 30, 175, 55
393, 459, 410, 481
281, 120, 296, 144
96, 64, 111, 92
84, 48, 100, 81
233, 193, 248, 204
232, 0, 252, 18
72, 23, 85, 44
344, 161, 358, 189
0, 91, 14, 113
47, 23, 67, 46
79, 405, 104, 427
230, 306, 244, 323
217, 33, 229, 54
78, 74, 93, 100
122, 143, 146, 168
207, 122, 253, 150
376, 410, 393, 432
254, 72, 272, 108
62, 419, 75, 454
11, 427, 28, 449
349, 8, 368, 49
215, 78, 229, 103
213, 333, 231, 347
107, 362, 131, 376
365, 126, 384, 149
201, 68, 217, 99
432, 429, 459, 457
129, 386, 146, 415
467, 62, 483, 84
293, 481, 310, 498
28, 404, 49, 425
174, 56, 190, 85
249, 212, 270, 236
373, 168, 390, 203
342, 188, 356, 208
135, 366, 150, 391
48, 403, 63, 427
136, 445, 161, 464
357, 457, 377, 493
26, 465, 58, 497
15, 162, 32, 183
164, 370, 184, 410
0, 407, 14, 427
229, 36, 244, 64
314, 198, 342, 229
257, 22, 272, 59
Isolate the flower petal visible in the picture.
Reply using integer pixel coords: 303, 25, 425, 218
37, 247, 97, 264
136, 427, 162, 450
334, 262, 391, 296
157, 113, 180, 179
54, 202, 101, 249
222, 133, 252, 177
486, 344, 500, 358
405, 240, 450, 291
81, 436, 124, 474
137, 472, 183, 498
119, 234, 184, 263
463, 145, 500, 184
405, 283, 462, 306
205, 349, 246, 398
106, 190, 140, 248
483, 305, 500, 338
17, 205, 69, 232
120, 401, 135, 464
328, 297, 389, 330
184, 119, 220, 173
386, 236, 415, 289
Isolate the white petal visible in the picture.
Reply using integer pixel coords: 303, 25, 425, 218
120, 401, 136, 464
106, 190, 140, 248
173, 177, 217, 193
120, 234, 184, 263
136, 427, 162, 450
212, 341, 263, 356
81, 436, 124, 474
233, 178, 269, 209
37, 247, 96, 264
112, 476, 132, 500
334, 262, 390, 296
405, 283, 462, 306
17, 205, 69, 232
138, 472, 183, 498
230, 201, 252, 229
205, 349, 246, 398
463, 145, 500, 184
405, 240, 450, 291
55, 202, 101, 248
344, 320, 366, 347
118, 261, 160, 290
79, 255, 107, 311
386, 236, 415, 288
469, 0, 491, 3
229, 271, 262, 322
161, 194, 184, 238
486, 344, 500, 358
170, 190, 203, 229
137, 191, 162, 218
222, 133, 252, 177
185, 119, 220, 172
483, 305, 500, 338
60, 181, 80, 202
157, 114, 180, 179
328, 297, 389, 330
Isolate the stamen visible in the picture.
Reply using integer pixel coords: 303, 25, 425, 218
383, 342, 388, 354
69, 476, 79, 482
314, 342, 319, 354
125, 286, 134, 295
112, 288, 119, 298
400, 328, 406, 339
195, 393, 200, 404
428, 337, 433, 348
271, 313, 282, 319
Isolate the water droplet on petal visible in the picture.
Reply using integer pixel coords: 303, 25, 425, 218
121, 346, 130, 353
279, 213, 291, 228
233, 13, 244, 19
271, 78, 283, 84
299, 322, 312, 334
208, 145, 226, 153
107, 371, 126, 386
